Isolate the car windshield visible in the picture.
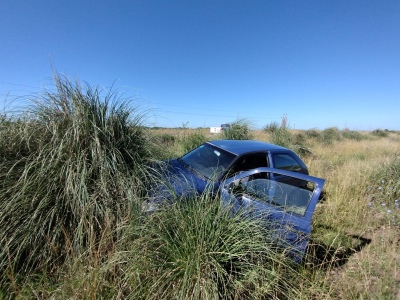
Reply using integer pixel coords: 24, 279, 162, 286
180, 143, 237, 179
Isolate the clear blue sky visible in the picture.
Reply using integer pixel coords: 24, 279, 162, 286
1, 0, 399, 130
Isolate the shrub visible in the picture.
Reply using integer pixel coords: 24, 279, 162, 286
293, 132, 307, 144
342, 129, 365, 141
263, 121, 279, 133
0, 74, 151, 276
305, 128, 322, 140
321, 127, 342, 145
158, 133, 176, 146
146, 132, 180, 160
269, 127, 293, 148
222, 119, 253, 140
371, 129, 389, 138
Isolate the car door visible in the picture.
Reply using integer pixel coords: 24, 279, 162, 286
220, 167, 325, 262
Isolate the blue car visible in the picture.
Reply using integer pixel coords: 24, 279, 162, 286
220, 167, 324, 262
146, 140, 325, 261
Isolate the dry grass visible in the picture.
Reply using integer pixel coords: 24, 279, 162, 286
148, 129, 400, 299
299, 133, 400, 299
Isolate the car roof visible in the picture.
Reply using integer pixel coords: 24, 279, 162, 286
207, 140, 290, 156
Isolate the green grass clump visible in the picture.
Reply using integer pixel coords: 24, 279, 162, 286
371, 129, 389, 138
223, 119, 253, 140
304, 128, 366, 143
269, 127, 293, 149
263, 124, 313, 157
304, 127, 347, 145
263, 121, 280, 133
304, 128, 322, 140
0, 74, 151, 279
341, 129, 365, 141
148, 132, 178, 160
124, 191, 301, 299
157, 132, 177, 146
320, 127, 342, 145
181, 130, 207, 153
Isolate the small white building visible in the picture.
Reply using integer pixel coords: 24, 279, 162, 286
210, 127, 222, 134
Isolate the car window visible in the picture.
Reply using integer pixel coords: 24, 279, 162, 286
235, 153, 269, 171
236, 173, 315, 216
272, 154, 302, 172
181, 143, 237, 179
225, 153, 268, 178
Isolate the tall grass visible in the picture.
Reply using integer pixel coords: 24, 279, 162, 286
123, 191, 302, 299
299, 137, 400, 298
222, 119, 253, 140
267, 126, 293, 149
371, 129, 389, 137
181, 130, 207, 153
148, 132, 178, 160
8, 190, 306, 299
341, 129, 365, 141
263, 122, 314, 157
0, 74, 151, 280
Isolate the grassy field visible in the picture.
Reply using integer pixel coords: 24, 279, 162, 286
1, 76, 399, 299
